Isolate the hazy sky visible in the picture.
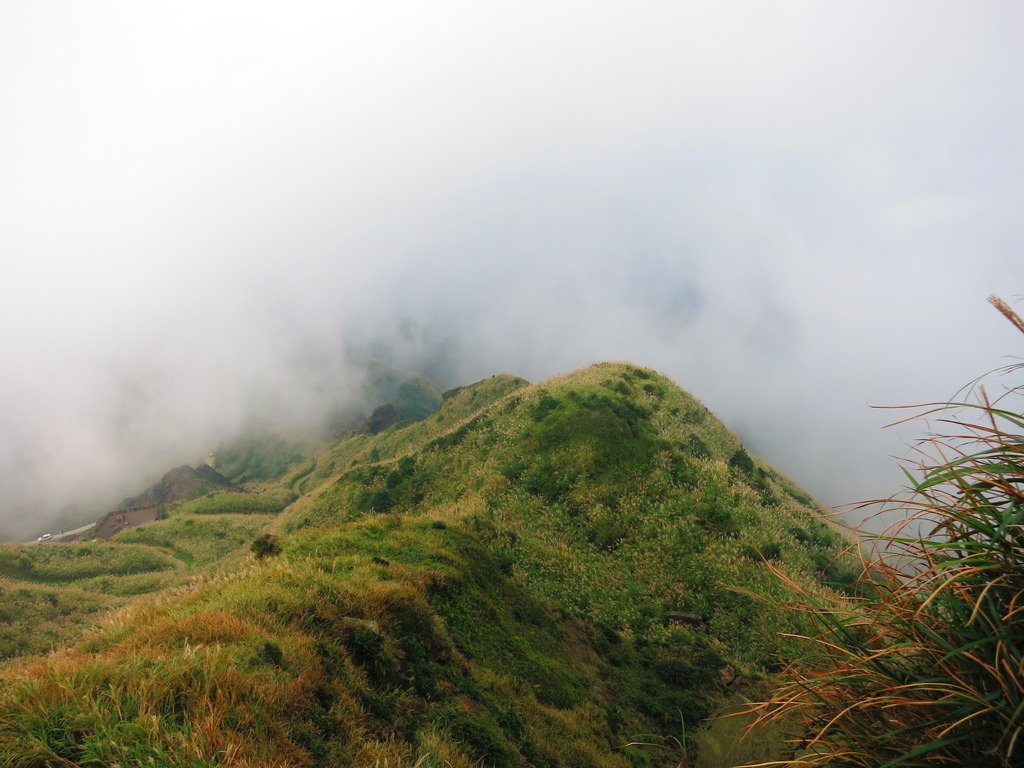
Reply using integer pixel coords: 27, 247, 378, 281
1, 2, 1022, 538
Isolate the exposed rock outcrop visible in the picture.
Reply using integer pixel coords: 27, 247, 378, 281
118, 464, 234, 510
356, 403, 399, 435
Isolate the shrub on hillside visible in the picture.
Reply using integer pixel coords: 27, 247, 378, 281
251, 534, 281, 559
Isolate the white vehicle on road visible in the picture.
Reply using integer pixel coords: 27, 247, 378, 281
37, 533, 52, 542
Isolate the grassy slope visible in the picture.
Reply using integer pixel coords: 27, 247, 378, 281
0, 505, 280, 659
215, 431, 316, 485
288, 365, 853, 665
214, 361, 444, 485
360, 360, 444, 422
0, 363, 853, 767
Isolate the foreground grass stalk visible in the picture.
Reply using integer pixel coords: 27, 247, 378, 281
746, 295, 1024, 768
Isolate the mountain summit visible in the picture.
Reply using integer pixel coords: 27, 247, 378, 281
0, 363, 853, 767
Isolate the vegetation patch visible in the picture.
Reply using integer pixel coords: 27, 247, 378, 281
0, 542, 173, 584
215, 430, 314, 483
116, 513, 272, 566
174, 488, 295, 515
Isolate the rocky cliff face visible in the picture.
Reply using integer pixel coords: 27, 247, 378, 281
118, 464, 233, 509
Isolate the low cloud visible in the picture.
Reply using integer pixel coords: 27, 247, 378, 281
1, 2, 1022, 538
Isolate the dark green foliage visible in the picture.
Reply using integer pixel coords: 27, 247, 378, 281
612, 379, 632, 396
822, 559, 860, 596
700, 497, 741, 537
728, 448, 779, 505
667, 448, 701, 487
680, 405, 707, 425
353, 455, 425, 514
433, 701, 521, 768
395, 380, 441, 421
343, 623, 393, 683
526, 388, 662, 492
785, 485, 815, 506
588, 509, 630, 551
385, 471, 403, 489
742, 542, 782, 561
0, 543, 173, 583
117, 514, 270, 567
641, 382, 663, 397
604, 635, 723, 739
623, 366, 655, 380
365, 489, 393, 513
398, 633, 438, 697
791, 519, 842, 549
251, 534, 281, 559
434, 538, 585, 711
531, 391, 560, 422
428, 416, 480, 450
805, 548, 860, 595
261, 640, 285, 667
501, 459, 527, 482
523, 461, 571, 502
361, 361, 443, 423
688, 436, 712, 460
729, 447, 756, 475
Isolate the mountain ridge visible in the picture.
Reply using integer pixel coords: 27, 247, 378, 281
0, 362, 853, 767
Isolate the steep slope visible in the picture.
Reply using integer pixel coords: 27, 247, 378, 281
214, 361, 444, 485
214, 430, 314, 485
118, 464, 235, 510
0, 488, 294, 659
0, 513, 281, 659
0, 363, 853, 767
359, 360, 443, 423
287, 364, 853, 664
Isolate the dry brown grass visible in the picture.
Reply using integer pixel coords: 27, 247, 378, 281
743, 296, 1024, 767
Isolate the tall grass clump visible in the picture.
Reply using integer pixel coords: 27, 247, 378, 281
748, 295, 1024, 767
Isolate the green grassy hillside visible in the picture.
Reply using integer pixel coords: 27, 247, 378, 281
214, 361, 444, 486
0, 506, 281, 659
0, 363, 853, 767
215, 431, 315, 485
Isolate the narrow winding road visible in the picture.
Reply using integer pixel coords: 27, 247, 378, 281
26, 521, 97, 545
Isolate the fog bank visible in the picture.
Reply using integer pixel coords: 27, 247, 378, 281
1, 2, 1022, 538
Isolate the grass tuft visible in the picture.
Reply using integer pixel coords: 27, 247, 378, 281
745, 295, 1024, 768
